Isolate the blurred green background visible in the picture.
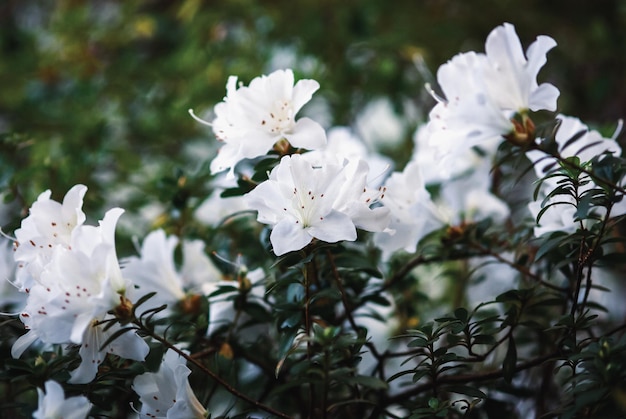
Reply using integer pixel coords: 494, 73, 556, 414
1, 0, 625, 234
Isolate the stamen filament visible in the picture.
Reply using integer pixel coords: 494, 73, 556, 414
188, 109, 213, 127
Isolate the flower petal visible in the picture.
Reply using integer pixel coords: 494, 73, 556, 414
270, 218, 314, 255
285, 117, 327, 150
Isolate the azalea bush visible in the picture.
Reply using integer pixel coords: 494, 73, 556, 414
1, 16, 626, 419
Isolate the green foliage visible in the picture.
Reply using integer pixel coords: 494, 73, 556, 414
1, 2, 626, 419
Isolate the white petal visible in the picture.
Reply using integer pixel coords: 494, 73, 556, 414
525, 35, 557, 83
291, 78, 320, 113
529, 83, 560, 112
348, 204, 391, 233
34, 380, 92, 419
168, 364, 207, 419
285, 117, 327, 150
69, 327, 104, 384
105, 325, 149, 362
307, 210, 357, 243
11, 330, 39, 358
270, 219, 314, 255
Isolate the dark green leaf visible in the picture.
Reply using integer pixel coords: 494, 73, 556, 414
503, 337, 517, 384
446, 384, 487, 399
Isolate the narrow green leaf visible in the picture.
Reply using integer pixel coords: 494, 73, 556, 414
503, 337, 517, 384
446, 384, 487, 399
342, 375, 389, 390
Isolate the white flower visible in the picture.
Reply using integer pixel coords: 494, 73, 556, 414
10, 187, 148, 383
123, 230, 222, 314
246, 154, 355, 255
373, 161, 443, 258
245, 154, 388, 255
526, 115, 625, 236
527, 114, 622, 180
427, 23, 559, 159
13, 184, 87, 292
33, 380, 92, 419
69, 319, 149, 384
483, 22, 559, 113
354, 98, 407, 150
204, 69, 327, 178
16, 208, 128, 347
124, 230, 186, 307
133, 349, 207, 419
427, 51, 515, 158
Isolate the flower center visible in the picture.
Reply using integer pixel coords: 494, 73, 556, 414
263, 100, 295, 135
290, 186, 325, 228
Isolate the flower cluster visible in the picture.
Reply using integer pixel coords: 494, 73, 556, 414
2, 21, 625, 419
11, 185, 148, 383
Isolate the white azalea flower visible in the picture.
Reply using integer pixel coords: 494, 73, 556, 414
11, 186, 148, 383
33, 380, 92, 419
123, 230, 222, 315
245, 154, 388, 255
200, 69, 326, 178
527, 114, 622, 180
13, 184, 87, 292
133, 348, 207, 419
373, 161, 443, 258
124, 230, 186, 307
427, 51, 515, 158
427, 23, 559, 159
527, 115, 625, 237
69, 318, 149, 384
16, 208, 128, 347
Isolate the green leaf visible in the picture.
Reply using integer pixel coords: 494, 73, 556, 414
387, 369, 417, 383
503, 337, 517, 384
472, 334, 496, 345
534, 232, 568, 261
407, 336, 429, 348
412, 369, 429, 383
454, 307, 468, 322
275, 328, 299, 378
446, 384, 487, 399
342, 375, 389, 390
